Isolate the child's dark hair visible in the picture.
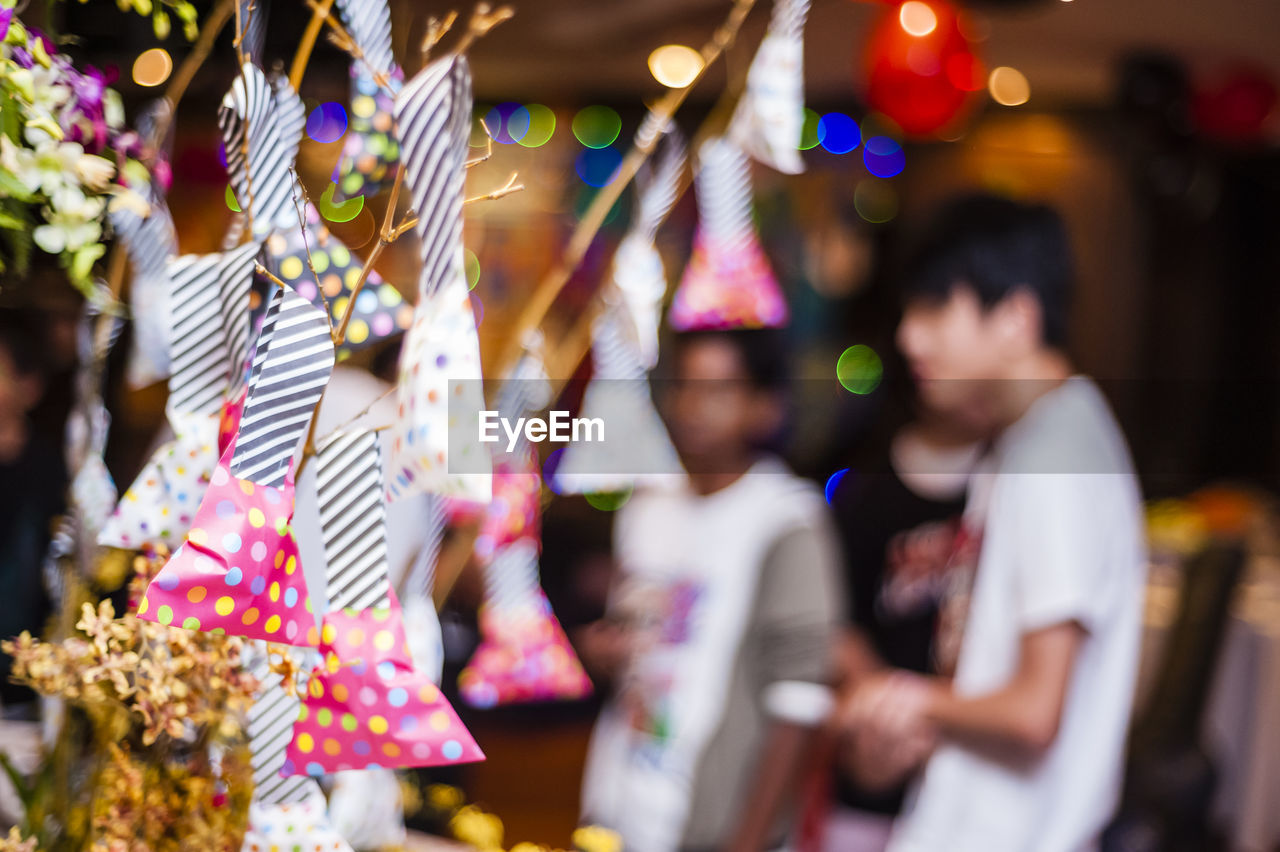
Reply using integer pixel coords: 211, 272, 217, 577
903, 193, 1074, 349
670, 327, 790, 392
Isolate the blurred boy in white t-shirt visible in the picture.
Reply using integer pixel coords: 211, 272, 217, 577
839, 195, 1146, 852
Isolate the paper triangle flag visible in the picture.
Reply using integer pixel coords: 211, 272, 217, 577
282, 595, 484, 776
263, 204, 410, 355
728, 0, 811, 175
553, 304, 683, 495
136, 440, 317, 645
459, 536, 593, 708
668, 137, 789, 331
244, 646, 324, 807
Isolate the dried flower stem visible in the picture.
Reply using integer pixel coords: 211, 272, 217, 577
288, 0, 338, 92
493, 0, 757, 380
331, 164, 406, 347
420, 11, 459, 64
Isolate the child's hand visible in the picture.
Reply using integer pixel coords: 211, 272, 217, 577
838, 670, 939, 790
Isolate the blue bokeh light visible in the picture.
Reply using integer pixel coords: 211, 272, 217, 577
863, 136, 905, 178
818, 112, 861, 154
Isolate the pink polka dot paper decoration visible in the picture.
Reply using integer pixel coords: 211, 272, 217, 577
448, 446, 541, 564
137, 441, 317, 647
458, 537, 593, 708
281, 596, 484, 776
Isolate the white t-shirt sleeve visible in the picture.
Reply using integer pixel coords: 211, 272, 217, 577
1000, 473, 1116, 634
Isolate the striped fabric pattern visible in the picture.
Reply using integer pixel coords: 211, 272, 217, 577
401, 492, 446, 604
238, 0, 269, 66
247, 650, 320, 804
165, 241, 259, 416
219, 62, 306, 242
316, 428, 391, 611
230, 285, 335, 488
335, 0, 397, 82
393, 54, 471, 300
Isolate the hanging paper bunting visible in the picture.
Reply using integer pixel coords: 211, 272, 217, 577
612, 130, 685, 369
386, 268, 490, 504
668, 137, 789, 331
264, 204, 410, 354
459, 536, 593, 708
552, 304, 682, 495
315, 428, 391, 612
230, 286, 336, 488
109, 189, 177, 389
166, 241, 261, 415
728, 0, 811, 174
334, 0, 398, 85
219, 62, 307, 242
240, 780, 352, 852
244, 649, 325, 808
136, 440, 317, 646
238, 0, 270, 68
99, 242, 259, 550
282, 595, 484, 776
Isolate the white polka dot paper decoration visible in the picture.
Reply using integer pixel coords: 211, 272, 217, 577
240, 782, 354, 852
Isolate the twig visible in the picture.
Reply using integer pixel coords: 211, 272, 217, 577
253, 261, 288, 291
288, 0, 338, 91
287, 172, 331, 330
332, 166, 405, 346
419, 11, 458, 64
465, 123, 494, 168
308, 0, 397, 96
493, 0, 757, 380
451, 3, 513, 58
463, 171, 523, 205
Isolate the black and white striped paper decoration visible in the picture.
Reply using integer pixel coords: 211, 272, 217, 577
401, 492, 446, 605
483, 536, 542, 615
111, 195, 177, 387
231, 285, 335, 488
393, 55, 471, 300
166, 241, 259, 416
335, 0, 397, 83
238, 0, 270, 67
316, 428, 391, 611
727, 0, 811, 175
219, 63, 306, 243
695, 138, 756, 249
246, 651, 320, 804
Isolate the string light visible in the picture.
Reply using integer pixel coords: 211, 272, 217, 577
132, 48, 172, 87
988, 66, 1030, 106
898, 1, 938, 37
648, 44, 704, 88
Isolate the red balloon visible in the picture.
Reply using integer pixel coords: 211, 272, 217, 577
863, 0, 982, 137
1192, 66, 1277, 144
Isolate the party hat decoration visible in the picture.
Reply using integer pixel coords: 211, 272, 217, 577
109, 184, 177, 389
728, 0, 811, 175
241, 783, 353, 852
264, 204, 411, 355
137, 286, 334, 644
282, 596, 484, 776
136, 440, 316, 645
219, 63, 307, 243
612, 129, 685, 369
459, 536, 593, 708
385, 54, 489, 503
552, 304, 683, 495
99, 241, 260, 550
668, 137, 789, 331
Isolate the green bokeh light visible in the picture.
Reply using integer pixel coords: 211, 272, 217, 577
585, 489, 632, 511
465, 249, 480, 290
572, 105, 622, 149
518, 104, 556, 148
837, 344, 883, 395
798, 108, 823, 151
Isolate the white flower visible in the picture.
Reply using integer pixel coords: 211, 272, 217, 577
17, 139, 84, 195
75, 154, 115, 192
33, 185, 105, 253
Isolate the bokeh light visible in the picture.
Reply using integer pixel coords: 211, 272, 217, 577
517, 104, 556, 148
319, 181, 364, 223
573, 105, 622, 149
825, 468, 851, 504
837, 344, 884, 395
132, 48, 172, 87
899, 1, 938, 37
464, 249, 480, 290
818, 112, 861, 154
854, 179, 899, 223
306, 103, 348, 143
988, 66, 1030, 106
863, 136, 905, 178
585, 489, 633, 511
798, 108, 823, 150
225, 185, 241, 213
484, 102, 531, 145
648, 44, 704, 88
575, 146, 623, 187
470, 108, 493, 147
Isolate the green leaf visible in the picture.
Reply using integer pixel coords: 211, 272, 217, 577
0, 208, 26, 230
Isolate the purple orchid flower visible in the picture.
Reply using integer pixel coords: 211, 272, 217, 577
10, 45, 32, 68
0, 8, 13, 42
